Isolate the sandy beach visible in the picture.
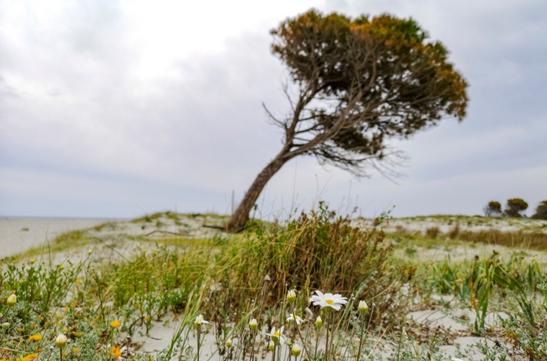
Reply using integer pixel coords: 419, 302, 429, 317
0, 217, 109, 258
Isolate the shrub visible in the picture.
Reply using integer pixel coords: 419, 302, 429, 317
425, 226, 440, 239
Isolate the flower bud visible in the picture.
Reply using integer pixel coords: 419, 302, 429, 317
248, 318, 258, 331
314, 315, 323, 329
286, 289, 297, 303
290, 344, 302, 357
358, 300, 369, 314
225, 338, 233, 349
55, 333, 68, 348
267, 341, 275, 352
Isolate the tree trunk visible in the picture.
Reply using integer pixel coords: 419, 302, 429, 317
226, 152, 289, 232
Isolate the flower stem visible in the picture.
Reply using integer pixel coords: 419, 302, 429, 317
325, 323, 330, 361
196, 330, 201, 361
314, 330, 319, 360
356, 316, 366, 361
250, 331, 255, 361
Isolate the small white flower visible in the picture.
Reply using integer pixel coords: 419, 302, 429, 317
55, 333, 68, 348
286, 313, 304, 325
309, 290, 347, 311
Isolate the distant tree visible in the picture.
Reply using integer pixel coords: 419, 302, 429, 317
504, 198, 528, 218
532, 200, 547, 220
226, 10, 468, 231
484, 200, 502, 217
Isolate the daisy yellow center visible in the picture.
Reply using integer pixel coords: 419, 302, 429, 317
326, 298, 334, 305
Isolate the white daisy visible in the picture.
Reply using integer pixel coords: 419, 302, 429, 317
286, 313, 304, 325
309, 290, 348, 311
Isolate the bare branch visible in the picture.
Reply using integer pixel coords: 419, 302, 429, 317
262, 102, 286, 130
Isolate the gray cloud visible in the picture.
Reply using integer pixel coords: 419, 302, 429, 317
1, 0, 546, 218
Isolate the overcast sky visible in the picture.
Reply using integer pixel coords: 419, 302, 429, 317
1, 0, 546, 219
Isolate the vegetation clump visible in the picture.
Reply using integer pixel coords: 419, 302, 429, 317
214, 205, 401, 327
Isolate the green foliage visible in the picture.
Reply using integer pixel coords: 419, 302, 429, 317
100, 248, 213, 316
505, 198, 529, 218
1, 262, 79, 327
269, 9, 467, 172
423, 253, 546, 345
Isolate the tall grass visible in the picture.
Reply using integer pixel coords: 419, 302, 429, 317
211, 206, 403, 329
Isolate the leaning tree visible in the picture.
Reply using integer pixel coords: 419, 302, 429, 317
227, 10, 468, 231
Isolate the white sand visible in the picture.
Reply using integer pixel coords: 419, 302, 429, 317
0, 217, 108, 258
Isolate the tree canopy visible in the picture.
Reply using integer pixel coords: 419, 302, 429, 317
268, 10, 468, 174
484, 200, 502, 216
505, 198, 528, 218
